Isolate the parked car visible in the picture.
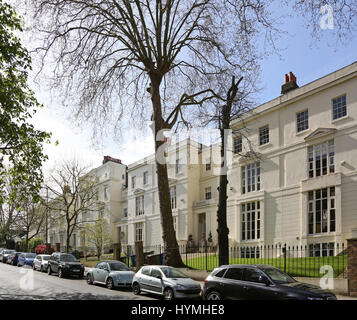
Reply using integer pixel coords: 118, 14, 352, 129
132, 265, 202, 300
47, 252, 84, 278
1, 249, 15, 263
33, 254, 51, 272
202, 264, 337, 300
86, 260, 135, 290
6, 252, 22, 266
17, 253, 37, 267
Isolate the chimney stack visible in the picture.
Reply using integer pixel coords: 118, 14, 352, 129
103, 156, 122, 165
281, 71, 299, 94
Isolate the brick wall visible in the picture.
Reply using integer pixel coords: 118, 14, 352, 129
348, 238, 357, 297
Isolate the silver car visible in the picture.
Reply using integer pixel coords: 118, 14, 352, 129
1, 250, 15, 263
86, 260, 135, 290
33, 254, 51, 272
132, 265, 202, 300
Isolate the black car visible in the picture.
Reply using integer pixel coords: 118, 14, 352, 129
47, 252, 85, 278
202, 264, 337, 300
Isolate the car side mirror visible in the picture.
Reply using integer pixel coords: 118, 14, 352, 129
156, 274, 162, 279
259, 275, 270, 286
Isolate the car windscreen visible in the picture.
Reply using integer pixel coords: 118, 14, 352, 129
263, 268, 296, 284
60, 254, 77, 262
4, 250, 14, 254
159, 267, 188, 278
42, 256, 50, 261
25, 253, 36, 258
109, 263, 130, 271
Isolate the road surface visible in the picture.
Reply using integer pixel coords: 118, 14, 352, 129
0, 262, 154, 300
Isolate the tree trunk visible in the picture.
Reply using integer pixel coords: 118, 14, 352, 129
150, 74, 184, 267
217, 129, 230, 266
66, 224, 71, 253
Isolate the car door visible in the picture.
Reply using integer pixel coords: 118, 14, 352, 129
138, 267, 152, 291
242, 267, 280, 300
36, 256, 41, 269
92, 263, 101, 282
149, 268, 164, 293
219, 267, 247, 300
53, 254, 60, 272
98, 263, 110, 283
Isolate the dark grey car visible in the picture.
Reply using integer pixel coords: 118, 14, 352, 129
132, 266, 201, 300
202, 264, 337, 300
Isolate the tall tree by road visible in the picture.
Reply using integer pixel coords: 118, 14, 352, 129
0, 0, 51, 206
46, 160, 98, 253
26, 0, 278, 267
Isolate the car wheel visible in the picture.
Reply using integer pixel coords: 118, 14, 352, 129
163, 288, 174, 300
33, 264, 36, 270
205, 290, 222, 300
106, 277, 114, 290
132, 282, 141, 295
87, 274, 93, 285
58, 268, 64, 278
48, 265, 52, 275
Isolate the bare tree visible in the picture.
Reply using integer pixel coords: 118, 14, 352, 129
14, 201, 46, 252
25, 0, 278, 266
45, 160, 98, 253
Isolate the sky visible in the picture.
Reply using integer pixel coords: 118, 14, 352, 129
23, 2, 357, 178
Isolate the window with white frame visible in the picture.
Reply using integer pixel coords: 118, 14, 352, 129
123, 207, 128, 218
241, 201, 261, 241
132, 176, 136, 189
205, 187, 212, 200
170, 186, 177, 209
143, 171, 149, 185
332, 95, 347, 120
135, 222, 143, 242
135, 195, 144, 216
308, 140, 334, 178
233, 136, 242, 154
259, 125, 269, 145
296, 110, 309, 132
309, 243, 335, 257
241, 162, 260, 194
308, 187, 336, 235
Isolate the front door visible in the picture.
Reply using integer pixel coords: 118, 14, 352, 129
198, 213, 206, 242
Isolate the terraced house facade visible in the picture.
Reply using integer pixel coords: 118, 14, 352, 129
46, 62, 357, 258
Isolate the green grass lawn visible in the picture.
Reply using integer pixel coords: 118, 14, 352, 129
184, 254, 347, 278
80, 253, 132, 268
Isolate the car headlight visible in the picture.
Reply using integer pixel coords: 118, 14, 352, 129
307, 297, 324, 300
176, 284, 186, 290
